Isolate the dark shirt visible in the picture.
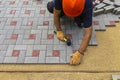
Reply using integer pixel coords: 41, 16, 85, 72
54, 0, 93, 28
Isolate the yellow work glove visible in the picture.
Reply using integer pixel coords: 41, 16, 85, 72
70, 50, 84, 65
56, 31, 65, 41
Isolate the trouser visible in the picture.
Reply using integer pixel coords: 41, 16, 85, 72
47, 1, 84, 28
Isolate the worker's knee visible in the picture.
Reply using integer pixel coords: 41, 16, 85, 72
47, 1, 54, 13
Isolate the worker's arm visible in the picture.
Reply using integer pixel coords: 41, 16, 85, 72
70, 0, 93, 65
54, 8, 65, 41
78, 26, 92, 54
78, 0, 93, 54
54, 8, 62, 31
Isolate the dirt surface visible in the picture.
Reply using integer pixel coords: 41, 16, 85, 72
0, 72, 120, 80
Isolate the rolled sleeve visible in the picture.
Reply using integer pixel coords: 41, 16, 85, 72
54, 0, 62, 10
83, 0, 93, 28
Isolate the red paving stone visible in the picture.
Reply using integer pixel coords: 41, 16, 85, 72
93, 21, 99, 25
40, 10, 46, 14
32, 50, 40, 57
110, 21, 116, 26
29, 34, 36, 39
27, 21, 33, 26
10, 10, 16, 14
48, 34, 54, 39
53, 50, 60, 57
11, 34, 18, 39
9, 1, 15, 5
66, 34, 72, 39
25, 10, 31, 14
43, 21, 49, 26
12, 50, 20, 57
23, 1, 28, 5
10, 21, 17, 26
37, 1, 42, 5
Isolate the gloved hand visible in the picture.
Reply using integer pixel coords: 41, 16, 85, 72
56, 31, 65, 41
70, 50, 84, 65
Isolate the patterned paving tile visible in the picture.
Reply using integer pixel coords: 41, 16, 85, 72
12, 50, 20, 57
0, 0, 119, 64
32, 50, 40, 57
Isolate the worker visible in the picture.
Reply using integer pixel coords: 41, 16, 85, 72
47, 0, 93, 65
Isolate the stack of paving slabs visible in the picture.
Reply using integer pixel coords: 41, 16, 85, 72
0, 0, 119, 64
93, 0, 120, 16
112, 75, 120, 80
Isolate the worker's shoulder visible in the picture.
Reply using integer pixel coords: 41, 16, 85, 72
85, 0, 92, 2
54, 0, 62, 3
54, 0, 62, 5
85, 0, 92, 7
83, 0, 92, 13
85, 0, 92, 4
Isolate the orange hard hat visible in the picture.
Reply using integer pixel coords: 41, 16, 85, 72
62, 0, 85, 17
